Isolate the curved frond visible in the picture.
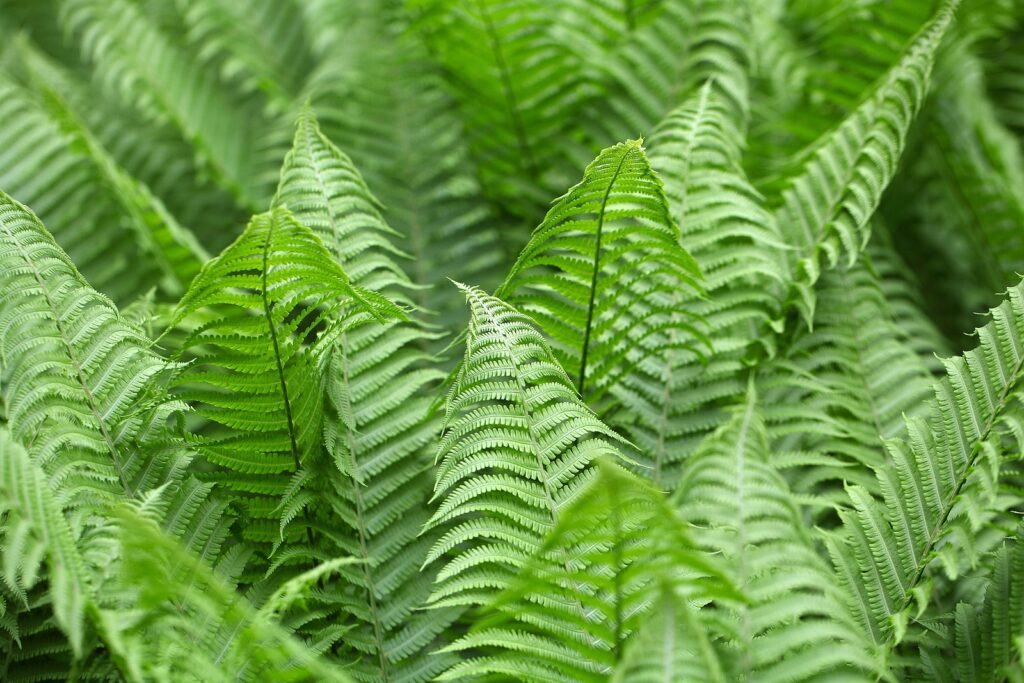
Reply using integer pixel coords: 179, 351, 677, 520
496, 138, 705, 410
773, 0, 958, 323
410, 0, 584, 216
425, 286, 622, 609
828, 278, 1024, 674
676, 386, 880, 681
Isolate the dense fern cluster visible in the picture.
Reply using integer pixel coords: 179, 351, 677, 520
1, 0, 1024, 681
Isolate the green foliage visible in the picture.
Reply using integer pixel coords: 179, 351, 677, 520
2, 0, 1024, 681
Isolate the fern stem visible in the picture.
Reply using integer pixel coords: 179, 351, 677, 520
578, 144, 636, 396
889, 353, 1024, 660
259, 220, 316, 549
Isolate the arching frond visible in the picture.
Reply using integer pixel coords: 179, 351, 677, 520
885, 31, 1024, 339
772, 0, 958, 324
0, 192, 238, 678
827, 279, 1024, 675
106, 507, 353, 683
496, 138, 705, 411
439, 462, 738, 682
0, 191, 178, 501
0, 57, 203, 303
675, 386, 880, 681
271, 112, 459, 682
569, 0, 753, 162
425, 286, 622, 609
298, 14, 508, 324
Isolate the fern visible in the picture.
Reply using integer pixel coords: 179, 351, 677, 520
676, 386, 880, 680
773, 0, 957, 323
271, 110, 460, 682
439, 462, 737, 682
496, 138, 705, 414
425, 285, 621, 608
828, 279, 1024, 675
2, 1, 1024, 680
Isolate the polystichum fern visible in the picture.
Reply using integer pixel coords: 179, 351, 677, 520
3, 0, 1024, 681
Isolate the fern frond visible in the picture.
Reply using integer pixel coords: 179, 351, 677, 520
175, 0, 314, 113
60, 0, 266, 208
0, 191, 177, 501
0, 430, 92, 657
411, 0, 584, 217
439, 461, 738, 682
297, 16, 508, 322
0, 61, 202, 303
827, 278, 1024, 673
620, 81, 787, 484
765, 258, 935, 501
425, 285, 622, 610
884, 30, 1024, 338
612, 583, 727, 683
496, 138, 705, 411
105, 506, 353, 683
772, 0, 958, 324
570, 0, 753, 162
676, 385, 880, 681
272, 111, 459, 682
16, 44, 209, 294
170, 206, 402, 559
949, 525, 1024, 682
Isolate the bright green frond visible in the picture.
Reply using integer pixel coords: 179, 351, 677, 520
440, 462, 738, 682
497, 138, 705, 411
426, 285, 622, 610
